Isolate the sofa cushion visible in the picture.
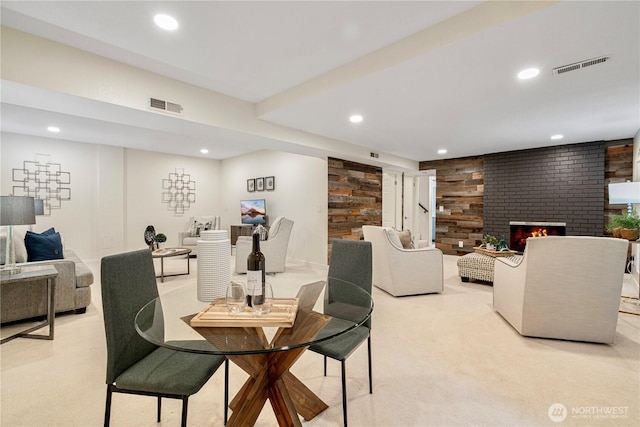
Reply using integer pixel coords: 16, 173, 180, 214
0, 225, 29, 264
63, 249, 94, 288
189, 216, 216, 237
394, 228, 415, 249
385, 228, 403, 249
253, 224, 268, 241
25, 228, 64, 262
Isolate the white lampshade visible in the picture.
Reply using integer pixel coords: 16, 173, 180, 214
609, 181, 640, 204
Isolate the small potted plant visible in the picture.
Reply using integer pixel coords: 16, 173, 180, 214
609, 211, 640, 241
481, 234, 499, 251
155, 233, 167, 249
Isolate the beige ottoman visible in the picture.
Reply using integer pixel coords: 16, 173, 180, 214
457, 252, 522, 283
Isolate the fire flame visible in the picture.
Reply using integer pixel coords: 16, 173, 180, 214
530, 229, 548, 237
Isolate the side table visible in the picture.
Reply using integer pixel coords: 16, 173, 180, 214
1, 265, 58, 344
151, 248, 192, 282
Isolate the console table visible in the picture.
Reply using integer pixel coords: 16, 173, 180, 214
1, 265, 58, 344
230, 224, 253, 246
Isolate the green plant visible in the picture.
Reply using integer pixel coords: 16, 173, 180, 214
609, 211, 640, 230
481, 234, 498, 247
155, 233, 167, 243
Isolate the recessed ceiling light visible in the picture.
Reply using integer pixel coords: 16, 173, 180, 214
154, 14, 178, 31
200, 148, 209, 154
438, 149, 447, 155
47, 126, 60, 133
349, 114, 363, 123
517, 68, 540, 80
550, 134, 564, 140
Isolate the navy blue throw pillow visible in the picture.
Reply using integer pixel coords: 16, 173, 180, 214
25, 229, 64, 262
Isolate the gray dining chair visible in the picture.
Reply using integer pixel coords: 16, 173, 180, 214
101, 249, 228, 427
309, 239, 373, 427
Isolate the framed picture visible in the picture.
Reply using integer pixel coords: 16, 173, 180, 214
247, 179, 255, 192
265, 176, 275, 191
256, 177, 265, 191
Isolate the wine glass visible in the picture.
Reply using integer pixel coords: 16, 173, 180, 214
226, 282, 247, 315
248, 281, 273, 315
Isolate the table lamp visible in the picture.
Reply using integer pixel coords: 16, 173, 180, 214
609, 181, 640, 214
1, 195, 36, 274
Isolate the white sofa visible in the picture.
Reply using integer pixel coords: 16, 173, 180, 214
178, 215, 219, 256
235, 216, 294, 274
493, 236, 628, 344
362, 225, 443, 296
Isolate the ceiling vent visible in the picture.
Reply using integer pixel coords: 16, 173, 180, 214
552, 55, 610, 76
149, 97, 183, 115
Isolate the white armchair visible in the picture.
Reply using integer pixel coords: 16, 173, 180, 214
235, 216, 294, 274
493, 236, 628, 344
362, 225, 443, 296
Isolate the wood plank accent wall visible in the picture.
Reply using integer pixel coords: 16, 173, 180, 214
605, 142, 635, 233
419, 140, 633, 255
328, 157, 382, 260
419, 156, 484, 255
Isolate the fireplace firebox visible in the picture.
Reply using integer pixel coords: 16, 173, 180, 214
509, 221, 567, 253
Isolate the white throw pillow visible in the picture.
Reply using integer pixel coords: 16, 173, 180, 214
268, 216, 284, 239
0, 225, 29, 264
189, 216, 216, 237
385, 228, 403, 249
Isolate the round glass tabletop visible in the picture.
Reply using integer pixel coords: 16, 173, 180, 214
135, 278, 373, 356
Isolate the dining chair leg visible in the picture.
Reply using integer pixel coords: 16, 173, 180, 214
181, 397, 188, 427
367, 335, 372, 394
157, 396, 162, 422
341, 360, 348, 427
224, 358, 229, 425
104, 385, 113, 427
324, 355, 328, 376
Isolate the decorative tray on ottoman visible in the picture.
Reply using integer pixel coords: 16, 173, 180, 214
190, 297, 299, 328
473, 247, 519, 257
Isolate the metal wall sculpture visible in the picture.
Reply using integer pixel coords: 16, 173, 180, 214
12, 154, 71, 216
162, 168, 196, 215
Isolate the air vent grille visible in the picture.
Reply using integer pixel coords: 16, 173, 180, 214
553, 55, 610, 75
149, 97, 183, 115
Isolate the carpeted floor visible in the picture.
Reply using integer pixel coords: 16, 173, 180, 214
1, 254, 639, 426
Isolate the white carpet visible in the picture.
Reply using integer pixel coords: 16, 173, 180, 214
1, 254, 638, 426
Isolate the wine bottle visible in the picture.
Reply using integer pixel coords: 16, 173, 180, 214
247, 233, 266, 306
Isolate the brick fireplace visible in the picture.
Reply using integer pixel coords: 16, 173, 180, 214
509, 221, 567, 253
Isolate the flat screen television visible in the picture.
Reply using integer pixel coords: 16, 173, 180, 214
240, 199, 266, 225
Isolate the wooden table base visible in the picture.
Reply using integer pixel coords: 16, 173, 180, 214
194, 309, 330, 426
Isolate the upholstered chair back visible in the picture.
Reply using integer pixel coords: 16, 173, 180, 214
101, 249, 159, 384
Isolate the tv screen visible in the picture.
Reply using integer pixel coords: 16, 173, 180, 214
241, 199, 266, 225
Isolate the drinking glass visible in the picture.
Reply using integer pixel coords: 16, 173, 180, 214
248, 281, 273, 315
226, 281, 247, 315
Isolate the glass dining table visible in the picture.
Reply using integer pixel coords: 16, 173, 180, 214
135, 278, 373, 427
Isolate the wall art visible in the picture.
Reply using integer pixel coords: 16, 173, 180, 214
247, 178, 255, 192
162, 168, 196, 215
12, 153, 71, 216
265, 176, 275, 191
256, 177, 264, 191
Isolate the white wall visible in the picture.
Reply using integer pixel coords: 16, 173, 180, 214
124, 149, 222, 251
1, 132, 123, 261
221, 151, 328, 267
1, 135, 328, 266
